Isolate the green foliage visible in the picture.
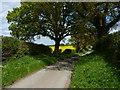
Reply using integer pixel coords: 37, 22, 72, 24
2, 37, 20, 60
95, 31, 120, 67
69, 22, 96, 53
112, 31, 120, 61
74, 3, 120, 38
62, 49, 72, 54
2, 37, 29, 61
95, 35, 114, 54
2, 54, 75, 87
70, 53, 120, 88
26, 42, 52, 55
16, 41, 29, 57
53, 49, 62, 54
2, 37, 52, 61
60, 43, 64, 46
49, 53, 76, 60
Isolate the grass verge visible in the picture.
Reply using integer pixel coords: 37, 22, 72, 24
2, 54, 75, 88
70, 53, 120, 88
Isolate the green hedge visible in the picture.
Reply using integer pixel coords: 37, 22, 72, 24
95, 31, 120, 67
2, 37, 52, 61
26, 42, 52, 55
62, 49, 72, 54
2, 37, 29, 60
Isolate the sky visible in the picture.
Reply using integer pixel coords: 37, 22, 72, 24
0, 1, 120, 45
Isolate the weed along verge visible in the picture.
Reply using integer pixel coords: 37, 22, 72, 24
70, 53, 120, 88
2, 54, 76, 88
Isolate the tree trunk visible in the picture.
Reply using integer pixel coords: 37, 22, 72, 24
76, 42, 80, 53
97, 27, 108, 39
53, 40, 60, 54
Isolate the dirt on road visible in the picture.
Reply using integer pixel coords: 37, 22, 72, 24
7, 56, 80, 88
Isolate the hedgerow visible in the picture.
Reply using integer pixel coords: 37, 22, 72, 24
2, 37, 52, 61
95, 31, 120, 68
2, 37, 29, 61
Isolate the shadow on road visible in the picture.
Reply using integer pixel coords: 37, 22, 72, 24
45, 56, 80, 71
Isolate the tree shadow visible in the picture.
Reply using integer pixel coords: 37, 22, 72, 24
45, 56, 79, 71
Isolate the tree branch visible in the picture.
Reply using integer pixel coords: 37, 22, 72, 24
106, 14, 120, 30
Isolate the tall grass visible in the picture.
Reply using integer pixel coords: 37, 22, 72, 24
70, 53, 120, 88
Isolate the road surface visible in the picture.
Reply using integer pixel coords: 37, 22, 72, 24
7, 56, 79, 88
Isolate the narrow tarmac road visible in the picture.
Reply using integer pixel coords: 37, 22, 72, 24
7, 56, 79, 88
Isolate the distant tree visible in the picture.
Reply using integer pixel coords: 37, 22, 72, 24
65, 43, 70, 46
69, 22, 96, 53
7, 2, 78, 53
60, 43, 64, 46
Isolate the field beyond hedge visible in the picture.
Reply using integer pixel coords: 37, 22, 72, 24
2, 54, 75, 88
70, 53, 120, 88
49, 45, 75, 52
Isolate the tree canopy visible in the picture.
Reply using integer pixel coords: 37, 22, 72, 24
7, 2, 120, 53
73, 2, 120, 38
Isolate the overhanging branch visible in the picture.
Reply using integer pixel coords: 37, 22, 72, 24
106, 14, 120, 30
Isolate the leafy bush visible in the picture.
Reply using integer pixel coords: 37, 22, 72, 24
2, 37, 20, 60
2, 37, 52, 61
95, 35, 115, 54
16, 41, 29, 57
54, 49, 62, 54
2, 37, 29, 61
26, 42, 52, 55
95, 31, 120, 66
62, 49, 72, 54
82, 49, 86, 54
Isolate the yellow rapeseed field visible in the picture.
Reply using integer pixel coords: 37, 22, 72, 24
49, 45, 75, 52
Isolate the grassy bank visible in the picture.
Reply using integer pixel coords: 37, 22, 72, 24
2, 54, 75, 87
70, 53, 120, 88
49, 45, 75, 52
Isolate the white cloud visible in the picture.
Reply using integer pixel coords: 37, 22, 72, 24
0, 12, 7, 19
109, 26, 120, 34
0, 2, 20, 37
1, 0, 21, 2
0, 27, 2, 36
2, 30, 11, 36
34, 37, 55, 45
